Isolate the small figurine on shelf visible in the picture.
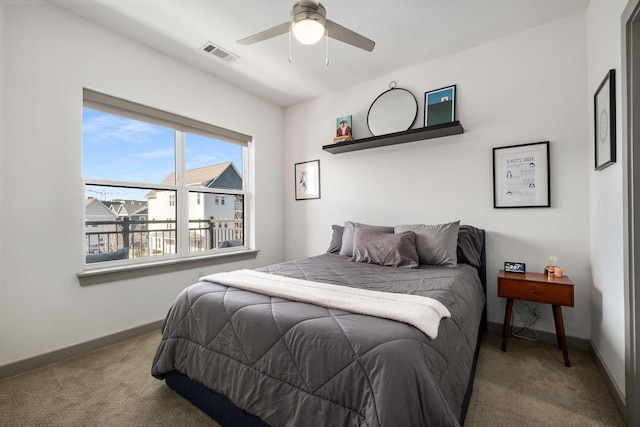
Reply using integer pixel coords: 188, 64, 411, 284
333, 135, 353, 143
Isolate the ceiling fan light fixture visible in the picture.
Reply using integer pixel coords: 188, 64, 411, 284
292, 19, 325, 44
290, 1, 327, 45
237, 1, 375, 53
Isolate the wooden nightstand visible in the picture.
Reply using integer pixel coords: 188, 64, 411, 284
498, 269, 575, 367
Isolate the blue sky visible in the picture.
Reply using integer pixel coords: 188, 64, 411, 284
83, 108, 242, 201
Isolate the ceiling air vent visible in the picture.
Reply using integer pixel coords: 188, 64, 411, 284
201, 42, 239, 63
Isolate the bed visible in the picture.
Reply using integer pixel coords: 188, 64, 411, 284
152, 222, 487, 426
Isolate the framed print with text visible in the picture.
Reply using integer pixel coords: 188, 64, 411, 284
493, 141, 550, 208
594, 69, 616, 171
295, 160, 320, 200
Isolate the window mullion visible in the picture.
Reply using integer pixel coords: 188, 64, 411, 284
243, 145, 251, 249
175, 131, 189, 255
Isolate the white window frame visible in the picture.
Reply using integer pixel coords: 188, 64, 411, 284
80, 88, 253, 273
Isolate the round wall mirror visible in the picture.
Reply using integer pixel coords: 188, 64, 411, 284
367, 87, 418, 136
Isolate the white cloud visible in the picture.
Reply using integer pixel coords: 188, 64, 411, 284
83, 113, 161, 145
135, 148, 175, 159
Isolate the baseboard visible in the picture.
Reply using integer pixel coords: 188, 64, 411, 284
0, 320, 162, 380
486, 321, 589, 351
588, 342, 627, 423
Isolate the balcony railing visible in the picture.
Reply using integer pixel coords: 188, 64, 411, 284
85, 217, 243, 259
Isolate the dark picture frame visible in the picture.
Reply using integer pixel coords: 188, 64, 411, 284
424, 84, 456, 127
493, 141, 550, 208
594, 69, 616, 171
294, 160, 320, 201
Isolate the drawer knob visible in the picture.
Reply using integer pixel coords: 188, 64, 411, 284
532, 290, 538, 294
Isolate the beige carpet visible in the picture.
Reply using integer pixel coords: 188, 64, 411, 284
466, 334, 624, 426
0, 331, 625, 426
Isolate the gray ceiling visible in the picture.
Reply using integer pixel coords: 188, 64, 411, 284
46, 0, 590, 107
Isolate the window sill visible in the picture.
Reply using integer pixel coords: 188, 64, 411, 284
77, 249, 259, 286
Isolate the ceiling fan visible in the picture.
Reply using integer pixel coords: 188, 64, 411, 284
237, 0, 375, 52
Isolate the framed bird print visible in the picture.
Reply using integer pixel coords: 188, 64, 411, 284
295, 160, 320, 200
594, 69, 616, 171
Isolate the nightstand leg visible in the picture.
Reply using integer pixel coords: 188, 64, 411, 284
501, 299, 514, 352
553, 309, 562, 349
552, 305, 571, 367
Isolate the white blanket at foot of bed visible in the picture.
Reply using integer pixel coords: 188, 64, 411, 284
200, 269, 450, 339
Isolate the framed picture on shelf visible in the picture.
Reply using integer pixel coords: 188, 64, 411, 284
334, 115, 353, 143
594, 69, 616, 171
424, 85, 456, 127
295, 160, 321, 201
336, 115, 352, 137
493, 141, 550, 208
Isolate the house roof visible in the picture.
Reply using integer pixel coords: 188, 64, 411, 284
85, 198, 148, 217
147, 161, 240, 198
100, 200, 121, 213
84, 198, 118, 217
114, 200, 147, 216
162, 162, 234, 186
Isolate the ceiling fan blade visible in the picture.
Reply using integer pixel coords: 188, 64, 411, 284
326, 20, 375, 52
237, 22, 290, 45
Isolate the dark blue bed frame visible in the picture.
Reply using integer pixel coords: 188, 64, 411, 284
165, 230, 488, 426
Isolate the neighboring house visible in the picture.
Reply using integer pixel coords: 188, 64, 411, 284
111, 199, 147, 220
111, 200, 149, 256
102, 200, 123, 216
84, 198, 118, 253
85, 198, 149, 256
147, 162, 243, 254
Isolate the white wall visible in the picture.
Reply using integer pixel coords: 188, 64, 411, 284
587, 0, 629, 399
284, 14, 591, 339
0, 1, 285, 366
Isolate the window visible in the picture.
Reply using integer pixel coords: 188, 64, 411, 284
82, 89, 251, 265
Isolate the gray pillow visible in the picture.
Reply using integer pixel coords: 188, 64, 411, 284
457, 225, 484, 267
350, 229, 419, 268
218, 239, 243, 248
339, 221, 394, 257
85, 247, 129, 264
394, 221, 460, 266
326, 224, 344, 253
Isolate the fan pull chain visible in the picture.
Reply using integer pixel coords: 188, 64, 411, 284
325, 28, 329, 66
288, 26, 293, 63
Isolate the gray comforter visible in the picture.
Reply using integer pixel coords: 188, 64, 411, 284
151, 254, 485, 427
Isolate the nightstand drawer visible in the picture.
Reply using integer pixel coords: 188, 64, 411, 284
498, 278, 574, 306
